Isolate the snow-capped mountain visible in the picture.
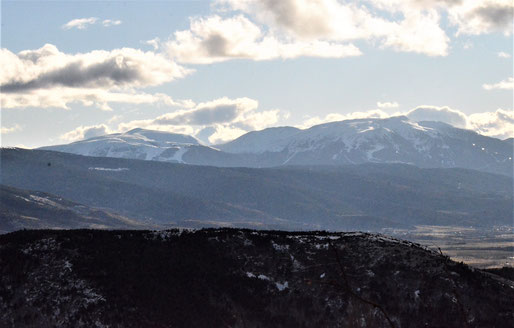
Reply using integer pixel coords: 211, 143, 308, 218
218, 116, 513, 175
40, 128, 210, 163
40, 117, 513, 175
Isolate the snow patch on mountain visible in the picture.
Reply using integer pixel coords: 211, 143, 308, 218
40, 128, 205, 163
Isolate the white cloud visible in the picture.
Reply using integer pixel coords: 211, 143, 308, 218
1, 88, 194, 111
60, 124, 114, 142
468, 109, 514, 140
207, 125, 248, 144
117, 97, 283, 144
210, 0, 450, 58
498, 51, 511, 58
102, 19, 122, 27
377, 101, 399, 108
171, 0, 513, 63
483, 77, 514, 90
166, 15, 361, 64
62, 17, 98, 30
145, 37, 161, 51
373, 8, 449, 56
1, 124, 22, 134
0, 44, 193, 110
405, 105, 468, 128
62, 17, 123, 30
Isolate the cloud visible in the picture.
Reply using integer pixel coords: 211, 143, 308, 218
1, 124, 22, 134
377, 101, 399, 109
117, 97, 283, 144
0, 44, 193, 110
154, 97, 258, 126
1, 44, 189, 92
498, 51, 511, 58
102, 19, 122, 27
166, 15, 361, 64
447, 0, 514, 36
62, 103, 514, 144
62, 17, 98, 30
482, 77, 514, 90
164, 0, 513, 64
468, 109, 514, 140
62, 17, 123, 30
1, 88, 195, 111
405, 105, 468, 128
210, 0, 450, 58
369, 0, 513, 35
60, 124, 113, 142
145, 38, 161, 51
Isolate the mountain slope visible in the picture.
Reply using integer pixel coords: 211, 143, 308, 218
2, 148, 512, 231
1, 229, 513, 327
0, 185, 154, 233
218, 126, 301, 153
0, 149, 294, 230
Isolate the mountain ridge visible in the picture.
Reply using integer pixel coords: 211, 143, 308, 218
2, 148, 512, 233
39, 117, 513, 176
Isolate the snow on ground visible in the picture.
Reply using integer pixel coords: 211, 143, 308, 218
275, 281, 289, 291
88, 167, 129, 172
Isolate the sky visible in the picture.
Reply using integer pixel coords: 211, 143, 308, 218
1, 0, 513, 148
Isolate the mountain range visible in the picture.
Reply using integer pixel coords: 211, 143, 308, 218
40, 116, 513, 176
1, 148, 512, 233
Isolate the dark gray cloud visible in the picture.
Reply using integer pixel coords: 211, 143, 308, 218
473, 3, 514, 31
2, 57, 142, 93
202, 34, 230, 56
156, 104, 242, 125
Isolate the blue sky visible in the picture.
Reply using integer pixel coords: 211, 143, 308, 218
1, 0, 513, 147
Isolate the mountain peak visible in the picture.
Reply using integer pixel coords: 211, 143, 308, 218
122, 128, 200, 145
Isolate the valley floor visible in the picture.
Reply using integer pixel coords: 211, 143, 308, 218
385, 225, 514, 269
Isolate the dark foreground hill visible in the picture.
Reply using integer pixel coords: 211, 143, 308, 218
1, 229, 513, 327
